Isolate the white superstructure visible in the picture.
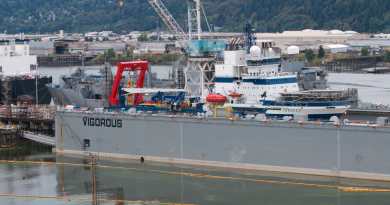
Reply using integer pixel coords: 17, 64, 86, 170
215, 40, 299, 104
212, 40, 350, 119
0, 40, 37, 76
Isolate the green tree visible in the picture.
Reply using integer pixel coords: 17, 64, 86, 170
343, 23, 351, 31
84, 37, 89, 41
126, 49, 131, 57
172, 36, 177, 40
106, 48, 116, 58
89, 37, 93, 42
3, 0, 390, 34
305, 49, 315, 60
318, 45, 325, 58
137, 32, 148, 41
149, 35, 158, 41
361, 47, 370, 56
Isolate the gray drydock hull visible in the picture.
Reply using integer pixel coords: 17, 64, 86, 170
55, 112, 390, 181
48, 86, 106, 107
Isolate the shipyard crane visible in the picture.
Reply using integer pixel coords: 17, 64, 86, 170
109, 61, 149, 106
149, 0, 222, 99
148, 0, 198, 53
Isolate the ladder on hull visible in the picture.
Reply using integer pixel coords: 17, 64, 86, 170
54, 111, 84, 148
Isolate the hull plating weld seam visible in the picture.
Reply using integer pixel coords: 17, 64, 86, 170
1, 160, 390, 193
0, 194, 193, 204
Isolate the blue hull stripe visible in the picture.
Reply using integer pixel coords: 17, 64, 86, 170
215, 77, 239, 83
243, 78, 297, 85
266, 113, 343, 120
261, 100, 350, 107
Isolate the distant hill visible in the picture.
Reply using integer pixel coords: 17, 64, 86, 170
1, 0, 390, 35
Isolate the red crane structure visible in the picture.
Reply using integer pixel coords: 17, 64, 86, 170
109, 61, 149, 106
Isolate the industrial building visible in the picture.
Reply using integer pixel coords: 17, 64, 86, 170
29, 42, 55, 55
313, 44, 350, 54
346, 39, 390, 50
256, 29, 368, 44
256, 29, 369, 53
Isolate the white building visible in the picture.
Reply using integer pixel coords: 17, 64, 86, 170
287, 46, 300, 54
325, 44, 349, 54
0, 40, 37, 76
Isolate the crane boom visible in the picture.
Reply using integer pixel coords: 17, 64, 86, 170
148, 0, 198, 53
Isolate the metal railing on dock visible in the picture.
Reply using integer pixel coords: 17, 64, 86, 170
22, 132, 55, 146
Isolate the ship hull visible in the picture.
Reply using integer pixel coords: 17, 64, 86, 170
47, 86, 106, 107
55, 112, 390, 181
0, 77, 52, 104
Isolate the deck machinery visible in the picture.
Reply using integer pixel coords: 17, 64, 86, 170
108, 61, 204, 114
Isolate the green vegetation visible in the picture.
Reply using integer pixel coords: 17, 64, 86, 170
106, 48, 116, 58
381, 50, 390, 62
361, 47, 370, 56
305, 49, 315, 60
318, 45, 325, 58
137, 32, 148, 42
126, 49, 132, 57
2, 0, 390, 34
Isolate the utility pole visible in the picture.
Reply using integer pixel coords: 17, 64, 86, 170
91, 154, 99, 205
339, 22, 342, 43
35, 64, 38, 105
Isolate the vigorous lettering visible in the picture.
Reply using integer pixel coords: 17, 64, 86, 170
82, 117, 122, 128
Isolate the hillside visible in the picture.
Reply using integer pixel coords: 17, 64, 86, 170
1, 0, 390, 35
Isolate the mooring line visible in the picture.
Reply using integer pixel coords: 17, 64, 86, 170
1, 160, 390, 193
0, 194, 193, 204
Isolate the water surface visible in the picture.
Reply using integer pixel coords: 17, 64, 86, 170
0, 148, 389, 205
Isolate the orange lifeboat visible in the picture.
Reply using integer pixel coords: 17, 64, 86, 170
206, 93, 227, 103
228, 92, 243, 98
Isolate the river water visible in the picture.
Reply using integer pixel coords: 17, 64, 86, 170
1, 147, 390, 205
328, 72, 390, 105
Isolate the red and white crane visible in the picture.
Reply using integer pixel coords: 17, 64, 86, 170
109, 61, 149, 106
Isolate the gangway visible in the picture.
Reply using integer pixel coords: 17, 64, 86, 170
22, 132, 55, 146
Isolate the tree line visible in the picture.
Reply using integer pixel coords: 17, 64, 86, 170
1, 0, 390, 35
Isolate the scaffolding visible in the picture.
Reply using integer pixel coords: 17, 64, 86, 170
185, 58, 216, 98
91, 154, 99, 205
100, 64, 113, 107
2, 77, 12, 117
280, 89, 358, 102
